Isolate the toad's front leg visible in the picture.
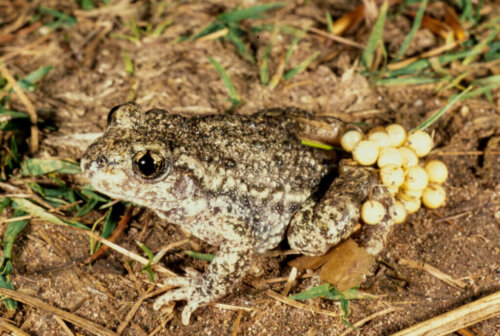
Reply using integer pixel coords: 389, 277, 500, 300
154, 220, 255, 325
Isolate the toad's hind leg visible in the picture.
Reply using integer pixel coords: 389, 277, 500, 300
287, 161, 394, 256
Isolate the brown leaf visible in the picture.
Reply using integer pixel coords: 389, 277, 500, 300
319, 239, 374, 291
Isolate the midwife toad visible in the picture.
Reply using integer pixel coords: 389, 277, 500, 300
81, 103, 395, 325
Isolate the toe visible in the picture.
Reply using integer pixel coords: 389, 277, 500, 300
153, 287, 193, 310
181, 299, 203, 325
164, 276, 197, 287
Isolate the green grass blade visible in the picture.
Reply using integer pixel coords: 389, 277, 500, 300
460, 83, 499, 100
361, 0, 388, 70
12, 198, 88, 229
2, 210, 29, 310
325, 12, 334, 34
19, 66, 53, 91
208, 56, 241, 109
137, 242, 156, 281
377, 77, 441, 85
152, 18, 172, 36
0, 198, 11, 215
75, 197, 99, 217
472, 74, 500, 86
217, 3, 285, 23
289, 283, 331, 300
385, 49, 482, 78
20, 158, 80, 176
285, 28, 307, 64
3, 210, 29, 260
11, 198, 66, 227
122, 51, 134, 75
394, 0, 428, 61
300, 139, 334, 150
0, 110, 29, 119
186, 250, 215, 262
40, 7, 77, 27
463, 26, 498, 65
226, 29, 255, 63
484, 41, 500, 61
259, 42, 272, 85
79, 0, 94, 10
190, 21, 226, 40
284, 51, 320, 80
460, 0, 474, 22
81, 187, 109, 203
415, 86, 472, 131
101, 206, 118, 238
0, 275, 17, 309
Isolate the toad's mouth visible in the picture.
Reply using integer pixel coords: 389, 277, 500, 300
91, 186, 189, 211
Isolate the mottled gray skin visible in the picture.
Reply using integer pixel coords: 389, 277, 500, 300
81, 103, 394, 325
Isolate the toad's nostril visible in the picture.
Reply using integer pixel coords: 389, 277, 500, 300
93, 154, 109, 168
81, 153, 109, 173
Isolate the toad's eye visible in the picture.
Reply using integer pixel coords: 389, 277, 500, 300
132, 150, 167, 179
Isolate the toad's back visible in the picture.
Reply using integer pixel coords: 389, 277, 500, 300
143, 107, 337, 198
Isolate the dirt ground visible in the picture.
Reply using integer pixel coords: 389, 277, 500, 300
0, 1, 499, 335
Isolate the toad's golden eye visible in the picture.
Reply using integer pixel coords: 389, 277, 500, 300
132, 150, 167, 179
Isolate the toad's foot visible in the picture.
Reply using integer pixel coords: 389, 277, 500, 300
154, 240, 255, 325
153, 275, 209, 325
287, 159, 394, 256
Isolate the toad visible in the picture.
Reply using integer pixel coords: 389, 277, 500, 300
81, 103, 395, 324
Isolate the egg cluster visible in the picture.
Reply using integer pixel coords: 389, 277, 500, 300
340, 125, 448, 225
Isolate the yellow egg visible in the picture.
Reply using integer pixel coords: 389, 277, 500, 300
380, 165, 405, 188
398, 187, 424, 200
340, 130, 363, 152
368, 131, 391, 149
400, 197, 421, 214
391, 201, 407, 224
378, 147, 403, 167
386, 124, 407, 147
387, 185, 400, 195
361, 200, 386, 225
403, 166, 429, 190
422, 184, 446, 209
425, 160, 448, 184
398, 146, 419, 169
406, 130, 433, 157
353, 140, 379, 166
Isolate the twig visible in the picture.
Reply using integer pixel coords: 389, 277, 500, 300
0, 318, 30, 336
195, 28, 229, 42
0, 215, 32, 223
308, 27, 365, 49
0, 63, 39, 153
435, 211, 471, 223
388, 40, 464, 70
399, 259, 467, 289
231, 310, 243, 336
391, 291, 500, 336
0, 288, 117, 336
54, 315, 76, 336
214, 303, 254, 312
0, 181, 58, 212
431, 210, 466, 233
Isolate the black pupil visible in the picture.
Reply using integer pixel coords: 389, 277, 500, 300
138, 151, 157, 177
